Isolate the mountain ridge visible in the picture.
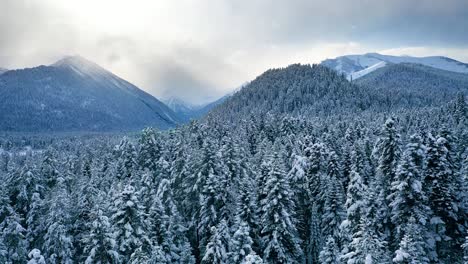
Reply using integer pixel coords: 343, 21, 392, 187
0, 56, 180, 132
321, 52, 468, 80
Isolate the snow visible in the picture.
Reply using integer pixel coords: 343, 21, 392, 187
349, 61, 386, 80
322, 52, 468, 80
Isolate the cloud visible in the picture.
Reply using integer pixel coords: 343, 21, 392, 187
0, 0, 467, 103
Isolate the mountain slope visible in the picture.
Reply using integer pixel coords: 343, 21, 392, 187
0, 56, 180, 132
355, 63, 468, 106
207, 63, 467, 124
165, 95, 231, 122
321, 53, 468, 80
207, 64, 377, 123
0, 67, 8, 75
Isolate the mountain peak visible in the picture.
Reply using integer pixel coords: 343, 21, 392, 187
52, 55, 108, 77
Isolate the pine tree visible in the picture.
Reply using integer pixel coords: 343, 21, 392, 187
149, 245, 169, 264
260, 151, 303, 263
83, 207, 119, 264
6, 163, 43, 218
0, 205, 28, 263
341, 169, 368, 261
27, 249, 46, 264
425, 134, 460, 258
111, 184, 150, 262
319, 236, 340, 264
241, 252, 264, 264
75, 177, 100, 261
41, 147, 59, 189
156, 179, 195, 263
236, 166, 260, 251
343, 215, 388, 264
164, 203, 195, 264
26, 192, 45, 250
114, 138, 138, 181
321, 151, 345, 247
137, 127, 162, 172
389, 135, 430, 245
393, 217, 430, 264
43, 177, 74, 264
231, 221, 256, 264
198, 152, 230, 247
201, 220, 231, 264
373, 118, 401, 239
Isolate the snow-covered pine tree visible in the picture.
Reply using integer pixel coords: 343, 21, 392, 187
425, 134, 461, 258
389, 135, 431, 247
149, 245, 169, 264
164, 201, 195, 264
137, 127, 162, 172
155, 178, 195, 263
43, 177, 74, 264
321, 151, 345, 248
201, 220, 231, 264
198, 148, 230, 249
74, 176, 100, 261
6, 162, 43, 218
393, 217, 430, 264
373, 118, 401, 244
111, 184, 150, 262
0, 202, 28, 263
27, 249, 46, 264
319, 236, 340, 264
41, 147, 59, 189
241, 252, 264, 264
26, 192, 45, 250
235, 162, 260, 251
114, 138, 138, 181
231, 220, 256, 264
341, 168, 368, 261
260, 150, 303, 263
342, 214, 389, 264
82, 207, 119, 264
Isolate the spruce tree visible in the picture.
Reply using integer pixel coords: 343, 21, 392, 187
111, 184, 150, 262
393, 217, 430, 264
260, 151, 302, 263
0, 205, 28, 263
321, 151, 345, 247
43, 177, 74, 264
231, 221, 256, 264
201, 220, 231, 264
27, 249, 46, 264
83, 208, 119, 264
26, 192, 45, 250
425, 134, 460, 258
372, 118, 402, 250
343, 215, 388, 264
389, 135, 430, 245
319, 236, 340, 264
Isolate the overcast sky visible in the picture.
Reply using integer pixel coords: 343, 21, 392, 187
1, 0, 468, 103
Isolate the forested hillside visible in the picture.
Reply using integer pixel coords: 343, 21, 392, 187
0, 64, 467, 263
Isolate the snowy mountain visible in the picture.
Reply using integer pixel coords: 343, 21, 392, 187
0, 67, 8, 75
164, 94, 232, 122
163, 97, 203, 122
0, 56, 180, 132
321, 53, 468, 80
